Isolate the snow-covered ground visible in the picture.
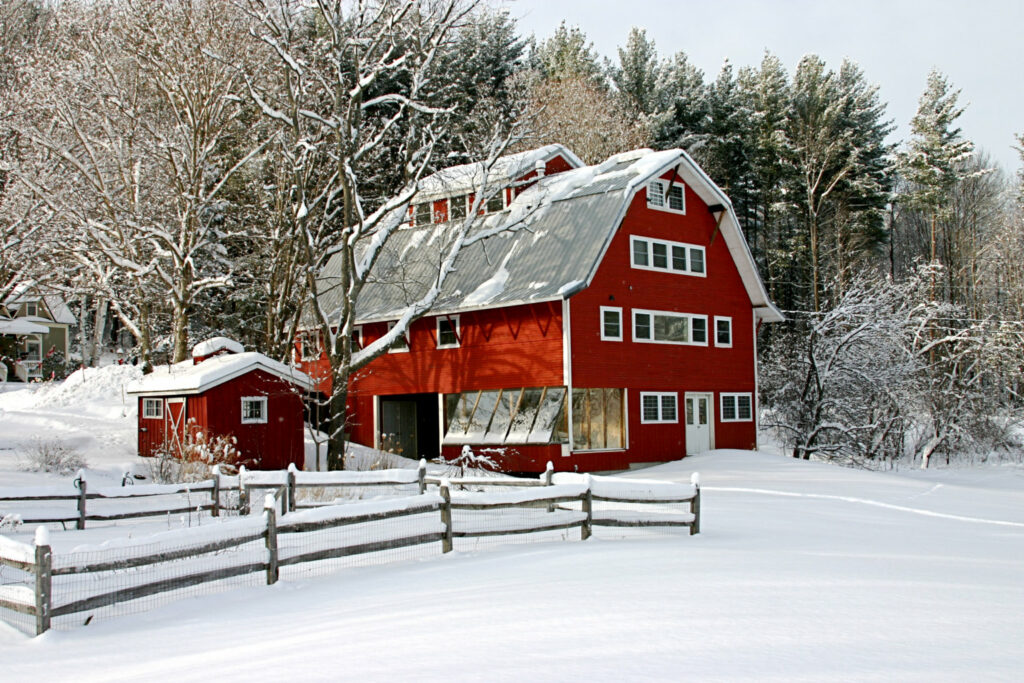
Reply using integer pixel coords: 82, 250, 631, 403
2, 374, 1024, 680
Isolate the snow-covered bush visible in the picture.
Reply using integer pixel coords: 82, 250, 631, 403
21, 438, 88, 475
149, 420, 244, 483
435, 445, 502, 478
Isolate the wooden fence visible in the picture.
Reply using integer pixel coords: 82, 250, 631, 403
0, 471, 700, 635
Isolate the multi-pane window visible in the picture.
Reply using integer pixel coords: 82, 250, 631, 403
449, 195, 467, 221
640, 392, 678, 424
632, 309, 708, 346
630, 237, 705, 276
444, 386, 568, 446
646, 180, 685, 213
715, 317, 732, 347
241, 397, 268, 424
721, 393, 753, 422
414, 202, 433, 226
485, 191, 504, 213
600, 307, 623, 341
350, 327, 363, 353
143, 398, 163, 419
436, 315, 460, 348
571, 388, 625, 450
386, 321, 409, 353
23, 302, 38, 317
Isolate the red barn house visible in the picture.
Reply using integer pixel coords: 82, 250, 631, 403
128, 338, 315, 470
299, 145, 783, 473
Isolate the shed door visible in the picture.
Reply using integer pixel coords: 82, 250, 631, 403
165, 398, 188, 453
685, 393, 712, 454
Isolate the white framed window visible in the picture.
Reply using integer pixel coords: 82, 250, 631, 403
23, 302, 38, 317
600, 306, 623, 341
298, 331, 320, 361
350, 327, 363, 353
413, 202, 433, 226
449, 195, 467, 221
630, 236, 705, 277
632, 309, 708, 346
646, 179, 685, 214
714, 316, 733, 348
485, 190, 505, 213
241, 396, 268, 424
721, 393, 753, 422
387, 321, 409, 353
142, 398, 163, 420
640, 392, 678, 424
436, 315, 460, 349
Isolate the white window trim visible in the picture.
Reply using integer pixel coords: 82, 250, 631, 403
632, 309, 709, 346
298, 331, 320, 362
23, 302, 38, 317
436, 315, 460, 349
600, 306, 623, 342
640, 391, 678, 424
413, 202, 433, 226
629, 236, 706, 278
387, 321, 409, 353
241, 396, 268, 425
646, 179, 686, 215
484, 189, 506, 214
449, 195, 468, 222
142, 398, 163, 420
714, 316, 733, 348
720, 392, 754, 422
351, 326, 363, 352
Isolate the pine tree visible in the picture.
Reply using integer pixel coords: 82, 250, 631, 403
650, 50, 708, 151
612, 27, 659, 117
532, 22, 606, 88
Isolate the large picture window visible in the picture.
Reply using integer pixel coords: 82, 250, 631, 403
571, 388, 625, 450
721, 393, 753, 422
443, 386, 567, 446
633, 309, 708, 346
630, 236, 705, 276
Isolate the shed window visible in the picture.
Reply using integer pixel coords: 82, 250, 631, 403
143, 398, 163, 419
241, 397, 268, 424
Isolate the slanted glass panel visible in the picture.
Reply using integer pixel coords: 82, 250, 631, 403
632, 238, 649, 267
691, 317, 707, 344
445, 391, 479, 441
634, 312, 651, 340
654, 314, 688, 343
464, 390, 499, 442
506, 388, 543, 443
604, 388, 623, 449
484, 389, 517, 443
444, 393, 460, 429
449, 195, 467, 221
689, 247, 705, 274
571, 389, 588, 450
737, 395, 752, 420
652, 242, 668, 269
529, 387, 566, 443
553, 399, 569, 444
667, 184, 684, 211
671, 245, 687, 272
587, 388, 605, 449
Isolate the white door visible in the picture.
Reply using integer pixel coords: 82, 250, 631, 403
685, 393, 713, 454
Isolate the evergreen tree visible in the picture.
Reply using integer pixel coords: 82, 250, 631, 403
532, 22, 606, 88
612, 27, 660, 117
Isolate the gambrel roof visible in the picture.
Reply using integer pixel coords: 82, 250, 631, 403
317, 147, 783, 325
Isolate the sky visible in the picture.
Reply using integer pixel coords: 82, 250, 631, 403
506, 0, 1024, 174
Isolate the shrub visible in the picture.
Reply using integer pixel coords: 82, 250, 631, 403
22, 438, 87, 475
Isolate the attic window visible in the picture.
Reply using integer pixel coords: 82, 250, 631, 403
414, 202, 433, 226
23, 302, 38, 317
485, 191, 504, 213
241, 397, 268, 424
647, 180, 685, 214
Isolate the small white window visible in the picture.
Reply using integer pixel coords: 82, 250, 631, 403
646, 179, 685, 214
436, 315, 460, 349
721, 393, 753, 422
23, 302, 38, 317
414, 202, 433, 226
298, 331, 320, 361
600, 307, 622, 341
715, 317, 732, 348
241, 397, 268, 424
387, 321, 409, 353
640, 392, 678, 424
143, 398, 163, 419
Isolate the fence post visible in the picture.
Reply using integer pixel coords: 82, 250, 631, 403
239, 466, 248, 515
544, 461, 554, 513
287, 464, 297, 513
75, 469, 87, 530
689, 473, 701, 536
264, 494, 279, 585
581, 474, 592, 541
210, 465, 221, 517
439, 480, 453, 553
418, 459, 427, 495
34, 527, 52, 635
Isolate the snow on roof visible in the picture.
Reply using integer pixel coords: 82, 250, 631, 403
0, 317, 49, 335
317, 146, 781, 324
126, 352, 316, 396
4, 282, 76, 325
192, 337, 245, 358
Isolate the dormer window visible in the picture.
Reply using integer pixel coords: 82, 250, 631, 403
23, 302, 38, 317
647, 179, 685, 214
485, 191, 504, 213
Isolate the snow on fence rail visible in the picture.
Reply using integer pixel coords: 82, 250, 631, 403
0, 469, 700, 635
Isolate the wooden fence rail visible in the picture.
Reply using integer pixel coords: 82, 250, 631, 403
0, 469, 701, 636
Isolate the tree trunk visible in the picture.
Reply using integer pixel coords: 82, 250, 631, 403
327, 378, 349, 471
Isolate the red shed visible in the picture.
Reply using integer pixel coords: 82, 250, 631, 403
127, 338, 315, 470
298, 145, 783, 473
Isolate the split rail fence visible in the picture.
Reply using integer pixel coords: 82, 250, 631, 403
0, 464, 700, 635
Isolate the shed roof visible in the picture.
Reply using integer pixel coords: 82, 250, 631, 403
318, 147, 783, 325
126, 352, 316, 397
